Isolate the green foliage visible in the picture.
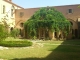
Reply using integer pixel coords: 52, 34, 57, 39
0, 24, 8, 40
24, 7, 71, 38
10, 29, 20, 38
0, 40, 32, 47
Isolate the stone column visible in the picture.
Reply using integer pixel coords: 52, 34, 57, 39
49, 31, 55, 40
52, 32, 55, 40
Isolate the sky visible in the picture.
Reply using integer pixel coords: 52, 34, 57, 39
12, 0, 80, 8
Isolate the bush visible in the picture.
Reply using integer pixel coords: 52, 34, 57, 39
10, 29, 20, 38
0, 24, 8, 40
0, 40, 32, 47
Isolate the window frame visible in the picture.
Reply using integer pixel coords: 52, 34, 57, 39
11, 5, 15, 17
68, 9, 73, 13
3, 5, 6, 14
19, 12, 24, 18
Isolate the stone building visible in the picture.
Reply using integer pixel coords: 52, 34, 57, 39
0, 0, 23, 32
1, 0, 80, 39
15, 4, 80, 39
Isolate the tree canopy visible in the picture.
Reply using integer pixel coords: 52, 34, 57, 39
24, 7, 71, 38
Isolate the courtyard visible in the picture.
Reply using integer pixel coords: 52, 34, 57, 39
0, 38, 80, 60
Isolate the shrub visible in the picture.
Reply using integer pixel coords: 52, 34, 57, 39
10, 28, 20, 38
0, 40, 32, 47
0, 24, 8, 40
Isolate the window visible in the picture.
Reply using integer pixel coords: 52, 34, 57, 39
19, 12, 24, 17
11, 6, 15, 17
11, 9, 13, 17
68, 9, 73, 13
3, 5, 5, 14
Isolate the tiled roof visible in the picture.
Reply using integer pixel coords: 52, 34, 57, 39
3, 0, 24, 9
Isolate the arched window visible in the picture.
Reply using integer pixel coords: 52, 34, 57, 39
3, 5, 5, 14
11, 6, 15, 17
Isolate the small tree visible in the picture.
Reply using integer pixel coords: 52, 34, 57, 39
24, 7, 71, 39
0, 24, 8, 40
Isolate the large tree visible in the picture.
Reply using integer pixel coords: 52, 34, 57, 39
24, 7, 71, 39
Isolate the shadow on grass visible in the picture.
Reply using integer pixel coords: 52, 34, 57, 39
11, 40, 80, 60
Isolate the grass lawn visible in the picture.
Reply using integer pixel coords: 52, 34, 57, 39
0, 38, 80, 60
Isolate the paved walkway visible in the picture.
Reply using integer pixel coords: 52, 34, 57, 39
0, 46, 9, 50
44, 43, 80, 46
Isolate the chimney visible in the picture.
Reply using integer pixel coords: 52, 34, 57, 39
6, 0, 12, 2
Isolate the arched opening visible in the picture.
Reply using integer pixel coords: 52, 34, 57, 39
20, 29, 22, 37
69, 21, 78, 39
20, 23, 24, 27
10, 27, 13, 32
39, 28, 45, 39
75, 29, 78, 38
70, 21, 73, 26
78, 21, 80, 39
54, 32, 57, 38
72, 29, 78, 39
19, 29, 24, 37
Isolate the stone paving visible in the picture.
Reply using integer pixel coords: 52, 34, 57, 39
0, 46, 9, 50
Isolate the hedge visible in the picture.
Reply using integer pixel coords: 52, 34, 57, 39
0, 40, 32, 47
